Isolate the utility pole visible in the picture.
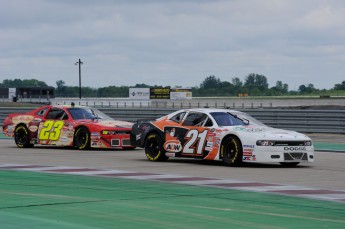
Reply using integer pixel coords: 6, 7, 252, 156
75, 59, 83, 99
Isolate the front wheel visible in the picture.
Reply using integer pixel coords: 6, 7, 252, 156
221, 135, 242, 166
14, 125, 34, 148
73, 127, 90, 150
144, 133, 168, 162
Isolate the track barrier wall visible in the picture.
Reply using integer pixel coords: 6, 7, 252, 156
1, 106, 344, 134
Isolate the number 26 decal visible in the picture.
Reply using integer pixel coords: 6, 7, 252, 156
39, 120, 64, 141
183, 129, 208, 155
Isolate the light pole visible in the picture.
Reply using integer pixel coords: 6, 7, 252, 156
75, 59, 83, 99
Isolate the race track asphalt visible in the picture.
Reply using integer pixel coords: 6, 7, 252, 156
0, 132, 344, 228
1, 170, 345, 229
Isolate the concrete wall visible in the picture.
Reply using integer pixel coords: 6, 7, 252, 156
49, 97, 345, 109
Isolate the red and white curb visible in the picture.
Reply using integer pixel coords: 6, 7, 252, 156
1, 164, 345, 203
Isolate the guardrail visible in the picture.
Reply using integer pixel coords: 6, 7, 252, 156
1, 107, 344, 134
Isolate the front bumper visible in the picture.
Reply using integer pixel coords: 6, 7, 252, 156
242, 146, 314, 163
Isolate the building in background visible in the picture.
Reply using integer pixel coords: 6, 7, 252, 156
0, 87, 55, 101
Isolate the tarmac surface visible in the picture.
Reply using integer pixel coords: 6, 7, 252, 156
0, 133, 344, 228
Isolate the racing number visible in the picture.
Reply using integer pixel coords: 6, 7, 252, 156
183, 129, 208, 155
39, 120, 64, 141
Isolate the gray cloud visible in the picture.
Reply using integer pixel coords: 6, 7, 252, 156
0, 0, 344, 89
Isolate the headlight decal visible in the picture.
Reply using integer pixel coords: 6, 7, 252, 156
256, 140, 313, 146
256, 140, 274, 146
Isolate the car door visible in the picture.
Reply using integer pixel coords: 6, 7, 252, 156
37, 107, 69, 145
163, 111, 213, 157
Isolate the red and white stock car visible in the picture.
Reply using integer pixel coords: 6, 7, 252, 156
130, 109, 314, 166
3, 105, 135, 150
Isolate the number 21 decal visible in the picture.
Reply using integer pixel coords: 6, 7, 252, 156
183, 129, 208, 155
39, 120, 64, 141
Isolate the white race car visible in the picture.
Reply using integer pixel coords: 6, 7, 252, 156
130, 109, 314, 167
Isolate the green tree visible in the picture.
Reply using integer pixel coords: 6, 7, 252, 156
133, 83, 150, 88
232, 77, 243, 88
0, 78, 48, 87
56, 80, 66, 96
244, 73, 269, 95
299, 84, 317, 94
271, 81, 289, 95
200, 75, 221, 89
334, 81, 345, 90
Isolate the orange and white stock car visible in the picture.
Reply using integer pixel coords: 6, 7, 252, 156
3, 105, 135, 149
130, 109, 314, 166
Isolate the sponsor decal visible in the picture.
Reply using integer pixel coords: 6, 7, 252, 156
28, 126, 38, 132
243, 144, 254, 148
91, 138, 100, 142
136, 134, 141, 141
207, 132, 215, 141
214, 137, 221, 146
205, 146, 213, 151
234, 126, 264, 132
164, 140, 182, 153
243, 151, 253, 156
165, 153, 176, 157
60, 137, 68, 142
243, 155, 257, 161
11, 115, 34, 124
284, 146, 306, 151
169, 128, 176, 137
205, 141, 214, 151
6, 126, 14, 134
32, 118, 42, 123
243, 156, 251, 161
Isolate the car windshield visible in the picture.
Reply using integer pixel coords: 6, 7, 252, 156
231, 111, 266, 126
211, 112, 246, 126
68, 107, 113, 121
211, 111, 266, 127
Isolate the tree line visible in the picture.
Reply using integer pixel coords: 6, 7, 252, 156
1, 74, 345, 97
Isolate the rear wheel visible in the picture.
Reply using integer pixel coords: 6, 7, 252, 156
144, 133, 168, 162
280, 162, 300, 167
221, 135, 242, 166
14, 125, 34, 148
73, 127, 90, 150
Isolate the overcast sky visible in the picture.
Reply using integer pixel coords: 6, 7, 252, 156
0, 0, 344, 90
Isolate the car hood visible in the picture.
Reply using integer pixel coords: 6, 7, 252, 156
227, 125, 311, 140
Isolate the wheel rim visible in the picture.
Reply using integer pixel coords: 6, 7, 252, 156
146, 138, 160, 157
15, 128, 28, 145
224, 140, 237, 161
78, 131, 87, 146
76, 129, 88, 148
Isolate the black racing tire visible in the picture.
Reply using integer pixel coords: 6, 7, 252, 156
144, 133, 168, 162
14, 125, 34, 148
73, 127, 90, 150
279, 162, 300, 167
221, 135, 243, 167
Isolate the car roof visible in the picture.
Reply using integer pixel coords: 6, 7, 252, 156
165, 108, 243, 118
174, 108, 241, 114
50, 105, 90, 109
